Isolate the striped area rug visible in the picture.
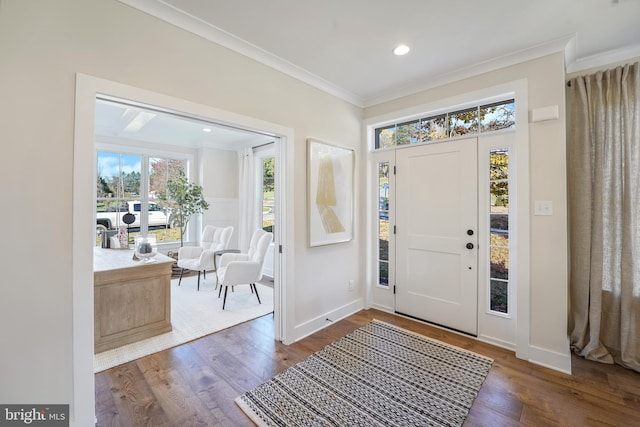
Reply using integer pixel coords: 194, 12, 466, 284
236, 320, 492, 426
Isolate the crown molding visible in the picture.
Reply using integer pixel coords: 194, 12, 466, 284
566, 43, 640, 74
117, 0, 364, 107
117, 1, 640, 109
361, 35, 575, 107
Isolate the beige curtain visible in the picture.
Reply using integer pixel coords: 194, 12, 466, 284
568, 62, 640, 372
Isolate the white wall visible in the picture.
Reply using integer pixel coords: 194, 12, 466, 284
199, 147, 240, 248
0, 0, 362, 424
364, 53, 571, 372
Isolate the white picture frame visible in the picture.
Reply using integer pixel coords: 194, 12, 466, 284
307, 138, 354, 247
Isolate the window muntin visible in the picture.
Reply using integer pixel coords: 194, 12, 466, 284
374, 99, 515, 149
489, 149, 509, 314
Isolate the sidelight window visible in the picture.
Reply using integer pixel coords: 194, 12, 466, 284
489, 148, 509, 314
378, 162, 390, 287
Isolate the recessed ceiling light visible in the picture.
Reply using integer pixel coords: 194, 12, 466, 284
202, 127, 212, 132
393, 44, 410, 56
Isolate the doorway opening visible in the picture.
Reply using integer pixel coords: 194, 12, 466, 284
72, 73, 293, 419
92, 96, 280, 371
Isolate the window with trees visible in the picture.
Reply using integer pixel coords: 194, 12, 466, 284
374, 99, 515, 149
378, 162, 390, 287
261, 157, 275, 233
489, 148, 509, 314
96, 150, 186, 245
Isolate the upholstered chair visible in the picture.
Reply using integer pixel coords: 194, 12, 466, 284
216, 229, 273, 309
177, 225, 234, 290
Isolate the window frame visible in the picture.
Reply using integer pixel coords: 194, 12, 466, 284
96, 141, 194, 246
373, 99, 515, 150
253, 143, 276, 235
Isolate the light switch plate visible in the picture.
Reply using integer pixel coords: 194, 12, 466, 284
534, 200, 553, 216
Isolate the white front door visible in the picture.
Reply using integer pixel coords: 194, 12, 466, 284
395, 139, 478, 335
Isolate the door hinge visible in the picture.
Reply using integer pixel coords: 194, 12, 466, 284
393, 165, 397, 175
279, 244, 283, 253
393, 285, 396, 294
393, 225, 396, 234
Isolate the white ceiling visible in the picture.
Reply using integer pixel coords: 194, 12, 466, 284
95, 98, 275, 150
121, 0, 640, 107
103, 0, 640, 148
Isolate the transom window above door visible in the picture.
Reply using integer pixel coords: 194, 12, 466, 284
374, 99, 515, 149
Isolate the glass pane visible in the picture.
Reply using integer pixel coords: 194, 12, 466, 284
378, 162, 389, 220
379, 261, 389, 286
396, 120, 420, 145
375, 125, 396, 149
262, 157, 275, 233
490, 280, 508, 313
379, 216, 389, 261
96, 152, 141, 234
490, 213, 509, 233
379, 234, 389, 261
490, 181, 509, 213
480, 100, 515, 132
490, 230, 508, 248
490, 247, 509, 280
421, 115, 447, 141
449, 107, 478, 137
149, 157, 184, 242
490, 150, 509, 181
97, 152, 141, 200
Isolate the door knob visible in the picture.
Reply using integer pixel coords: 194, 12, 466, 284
466, 243, 474, 250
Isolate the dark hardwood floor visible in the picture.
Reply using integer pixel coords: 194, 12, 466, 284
95, 309, 640, 426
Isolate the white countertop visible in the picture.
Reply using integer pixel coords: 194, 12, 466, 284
93, 247, 174, 273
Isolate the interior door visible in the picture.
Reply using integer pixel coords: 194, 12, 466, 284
395, 139, 478, 335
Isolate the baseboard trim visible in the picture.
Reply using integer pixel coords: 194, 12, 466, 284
477, 334, 516, 352
370, 302, 394, 313
528, 344, 572, 374
292, 299, 364, 343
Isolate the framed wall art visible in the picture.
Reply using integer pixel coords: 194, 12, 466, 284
307, 138, 354, 247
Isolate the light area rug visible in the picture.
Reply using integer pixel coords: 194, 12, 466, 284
236, 319, 493, 427
94, 275, 273, 373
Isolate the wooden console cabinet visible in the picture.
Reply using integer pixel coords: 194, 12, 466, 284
94, 247, 174, 353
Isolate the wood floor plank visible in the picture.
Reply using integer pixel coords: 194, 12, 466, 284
94, 372, 122, 427
95, 309, 640, 427
135, 350, 222, 427
104, 362, 169, 426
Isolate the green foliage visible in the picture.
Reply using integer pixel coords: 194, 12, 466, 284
97, 176, 111, 197
262, 157, 275, 193
98, 171, 141, 198
123, 171, 140, 194
490, 152, 509, 206
160, 173, 209, 246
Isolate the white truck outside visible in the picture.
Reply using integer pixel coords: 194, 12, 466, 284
96, 201, 170, 230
